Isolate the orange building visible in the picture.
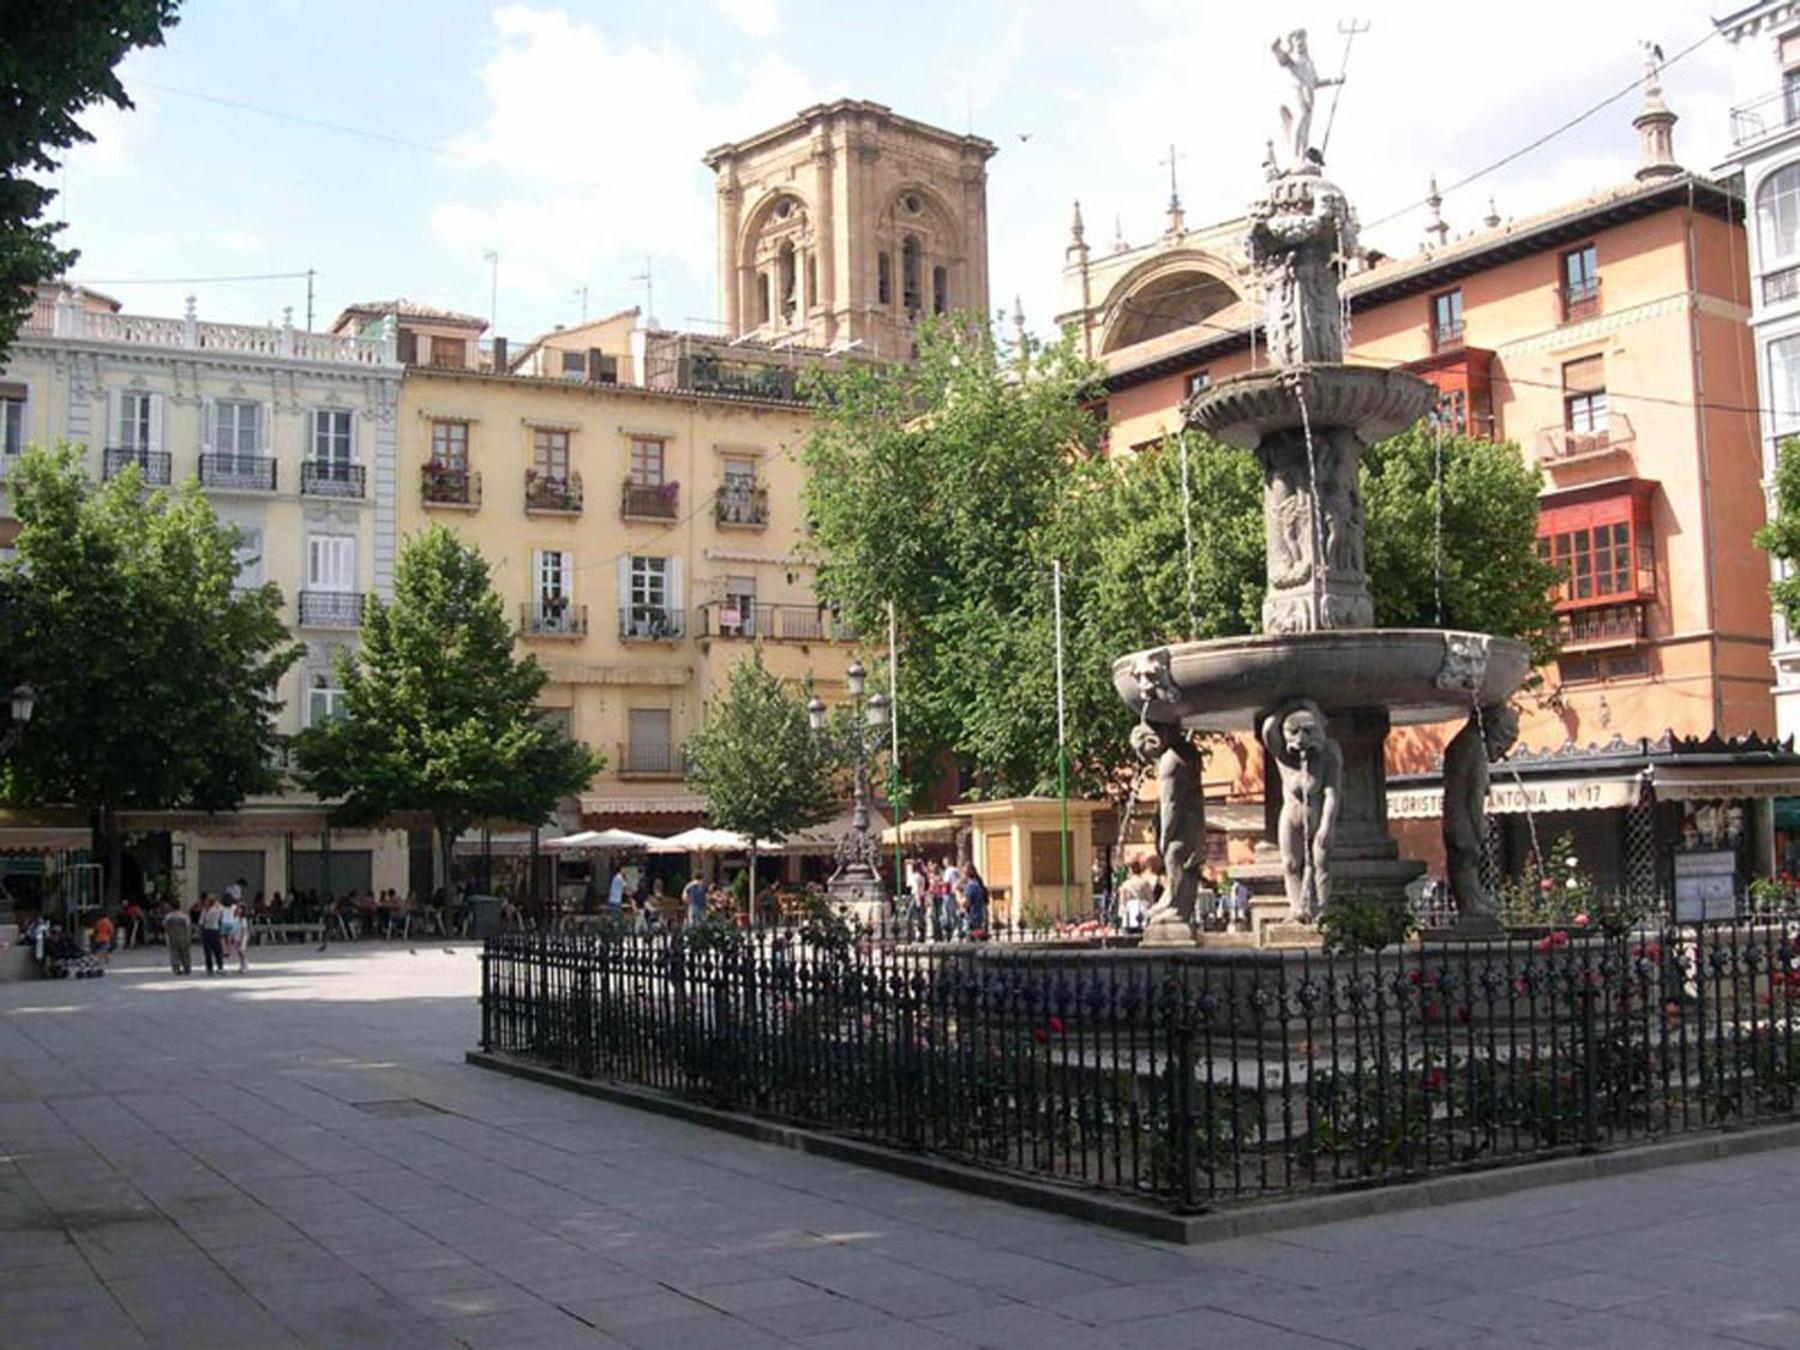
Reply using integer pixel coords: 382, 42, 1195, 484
1064, 83, 1800, 904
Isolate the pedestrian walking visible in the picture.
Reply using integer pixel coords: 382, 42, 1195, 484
683, 874, 707, 927
228, 902, 250, 972
963, 865, 989, 939
163, 902, 193, 975
198, 893, 226, 975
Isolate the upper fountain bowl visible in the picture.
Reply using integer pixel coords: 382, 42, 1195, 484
1114, 629, 1531, 732
1186, 363, 1436, 451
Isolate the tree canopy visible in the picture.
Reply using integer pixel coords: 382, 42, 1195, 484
293, 525, 600, 891
684, 645, 842, 912
0, 1, 180, 363
0, 444, 298, 902
1757, 437, 1800, 626
804, 322, 1562, 803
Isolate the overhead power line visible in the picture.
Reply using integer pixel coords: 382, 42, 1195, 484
70, 270, 311, 286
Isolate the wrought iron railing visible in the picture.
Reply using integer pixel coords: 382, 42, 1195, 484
1766, 263, 1800, 307
480, 921, 1800, 1213
617, 741, 684, 777
1561, 278, 1601, 323
519, 601, 588, 638
621, 480, 679, 520
1431, 319, 1464, 352
617, 606, 684, 641
102, 447, 171, 485
525, 470, 583, 514
1560, 601, 1647, 648
297, 591, 366, 629
715, 483, 769, 527
422, 463, 480, 507
198, 452, 277, 492
1731, 86, 1800, 148
301, 461, 365, 499
694, 601, 854, 642
1539, 411, 1634, 463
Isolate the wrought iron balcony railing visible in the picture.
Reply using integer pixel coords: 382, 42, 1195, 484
621, 479, 679, 520
1431, 319, 1465, 353
617, 740, 685, 778
301, 460, 366, 499
1559, 600, 1647, 649
715, 483, 769, 527
525, 469, 583, 514
1539, 411, 1635, 464
1731, 86, 1800, 148
421, 463, 480, 508
695, 601, 855, 642
198, 452, 277, 492
102, 447, 172, 485
520, 601, 588, 638
1561, 278, 1601, 323
618, 606, 685, 641
297, 590, 366, 629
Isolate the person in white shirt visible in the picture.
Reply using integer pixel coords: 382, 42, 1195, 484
608, 867, 626, 919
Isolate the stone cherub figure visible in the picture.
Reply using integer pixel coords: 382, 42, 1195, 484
1271, 29, 1341, 170
1131, 718, 1205, 930
1442, 704, 1519, 930
1261, 699, 1341, 922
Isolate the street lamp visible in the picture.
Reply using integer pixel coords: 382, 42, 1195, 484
818, 661, 889, 930
0, 683, 33, 755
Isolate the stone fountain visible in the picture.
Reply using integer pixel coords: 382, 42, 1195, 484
1113, 31, 1528, 943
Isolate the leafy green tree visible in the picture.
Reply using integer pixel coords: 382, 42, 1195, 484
0, 2, 180, 363
804, 319, 1106, 801
293, 525, 600, 895
0, 445, 299, 904
684, 645, 841, 915
1757, 437, 1800, 625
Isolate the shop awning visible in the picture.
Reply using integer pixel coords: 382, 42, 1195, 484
878, 814, 958, 846
1388, 774, 1643, 820
578, 792, 707, 817
1648, 764, 1800, 801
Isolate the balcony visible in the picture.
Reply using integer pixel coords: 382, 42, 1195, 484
618, 606, 684, 642
297, 591, 365, 630
520, 601, 587, 639
525, 469, 583, 515
1431, 320, 1465, 354
695, 601, 855, 642
715, 483, 769, 528
622, 479, 679, 521
1767, 264, 1800, 307
102, 447, 171, 486
421, 463, 480, 509
617, 740, 685, 779
301, 461, 365, 499
1560, 278, 1601, 324
1559, 601, 1647, 651
1731, 86, 1800, 149
198, 452, 277, 493
1539, 412, 1635, 467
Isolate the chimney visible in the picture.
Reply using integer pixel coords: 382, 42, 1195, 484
492, 336, 508, 372
1634, 39, 1680, 182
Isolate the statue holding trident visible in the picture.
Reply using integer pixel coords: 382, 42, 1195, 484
1271, 28, 1342, 170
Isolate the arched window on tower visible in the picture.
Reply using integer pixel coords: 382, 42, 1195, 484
877, 252, 892, 306
778, 242, 797, 324
932, 265, 948, 316
902, 235, 923, 316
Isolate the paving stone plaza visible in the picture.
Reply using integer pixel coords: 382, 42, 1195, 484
7, 945, 1800, 1348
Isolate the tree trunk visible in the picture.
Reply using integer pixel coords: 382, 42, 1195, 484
437, 820, 460, 903
102, 806, 122, 910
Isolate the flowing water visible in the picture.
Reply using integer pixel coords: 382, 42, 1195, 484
1288, 376, 1329, 618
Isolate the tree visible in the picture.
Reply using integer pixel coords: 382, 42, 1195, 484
0, 445, 299, 905
1757, 437, 1800, 625
684, 645, 841, 916
804, 319, 1106, 801
292, 525, 600, 897
0, 2, 180, 363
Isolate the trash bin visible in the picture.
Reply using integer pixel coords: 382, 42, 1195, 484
466, 895, 503, 939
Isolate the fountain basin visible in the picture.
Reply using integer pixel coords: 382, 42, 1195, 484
1186, 363, 1436, 452
1114, 629, 1531, 732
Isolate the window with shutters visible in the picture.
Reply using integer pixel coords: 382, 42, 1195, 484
626, 708, 674, 775
1563, 355, 1607, 435
117, 391, 153, 450
313, 409, 352, 467
430, 420, 469, 468
308, 672, 346, 726
307, 534, 356, 592
532, 549, 574, 633
723, 574, 757, 635
533, 427, 570, 480
629, 436, 664, 486
0, 384, 23, 457
1030, 831, 1068, 886
212, 400, 261, 468
630, 556, 668, 615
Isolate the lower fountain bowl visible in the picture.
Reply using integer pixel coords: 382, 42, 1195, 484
1185, 363, 1436, 451
1114, 629, 1531, 732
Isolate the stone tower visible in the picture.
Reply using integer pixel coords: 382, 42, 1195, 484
703, 100, 995, 361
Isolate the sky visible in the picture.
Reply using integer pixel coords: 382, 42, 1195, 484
48, 0, 1746, 345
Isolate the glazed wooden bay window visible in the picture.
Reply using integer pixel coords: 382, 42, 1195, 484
1536, 488, 1654, 610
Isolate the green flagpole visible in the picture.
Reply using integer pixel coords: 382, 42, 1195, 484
1053, 560, 1070, 917
888, 601, 904, 904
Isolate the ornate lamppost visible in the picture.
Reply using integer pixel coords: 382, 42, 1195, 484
0, 683, 33, 756
809, 660, 889, 931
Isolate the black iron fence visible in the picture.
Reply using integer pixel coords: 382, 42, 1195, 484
480, 922, 1800, 1214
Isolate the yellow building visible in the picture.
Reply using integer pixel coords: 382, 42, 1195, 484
1, 284, 410, 904
335, 301, 864, 843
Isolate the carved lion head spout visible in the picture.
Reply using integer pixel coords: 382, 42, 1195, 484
1129, 647, 1176, 712
1434, 635, 1491, 695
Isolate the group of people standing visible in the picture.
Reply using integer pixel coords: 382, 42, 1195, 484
898, 858, 989, 940
161, 881, 251, 976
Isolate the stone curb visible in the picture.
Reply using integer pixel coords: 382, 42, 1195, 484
465, 1049, 1800, 1247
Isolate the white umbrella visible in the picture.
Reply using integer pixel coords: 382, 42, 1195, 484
544, 829, 661, 851
648, 826, 752, 854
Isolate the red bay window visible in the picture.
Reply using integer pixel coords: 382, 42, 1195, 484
1536, 480, 1657, 660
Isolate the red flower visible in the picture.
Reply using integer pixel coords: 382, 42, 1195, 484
1513, 977, 1529, 996
1573, 913, 1591, 928
1551, 931, 1572, 949
1534, 937, 1553, 956
1032, 1027, 1047, 1044
1406, 969, 1422, 985
1456, 1005, 1472, 1024
1425, 1068, 1445, 1091
1048, 1016, 1066, 1035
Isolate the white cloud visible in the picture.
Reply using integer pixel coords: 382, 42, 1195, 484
431, 3, 816, 328
714, 0, 780, 40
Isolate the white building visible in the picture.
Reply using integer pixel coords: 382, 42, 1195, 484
1719, 5, 1800, 746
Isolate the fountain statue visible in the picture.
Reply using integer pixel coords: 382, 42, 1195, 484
1442, 704, 1520, 933
1113, 30, 1528, 938
1131, 717, 1206, 941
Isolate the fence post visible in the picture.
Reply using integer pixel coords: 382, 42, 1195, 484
1174, 965, 1198, 1212
479, 939, 492, 1051
1580, 978, 1600, 1152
